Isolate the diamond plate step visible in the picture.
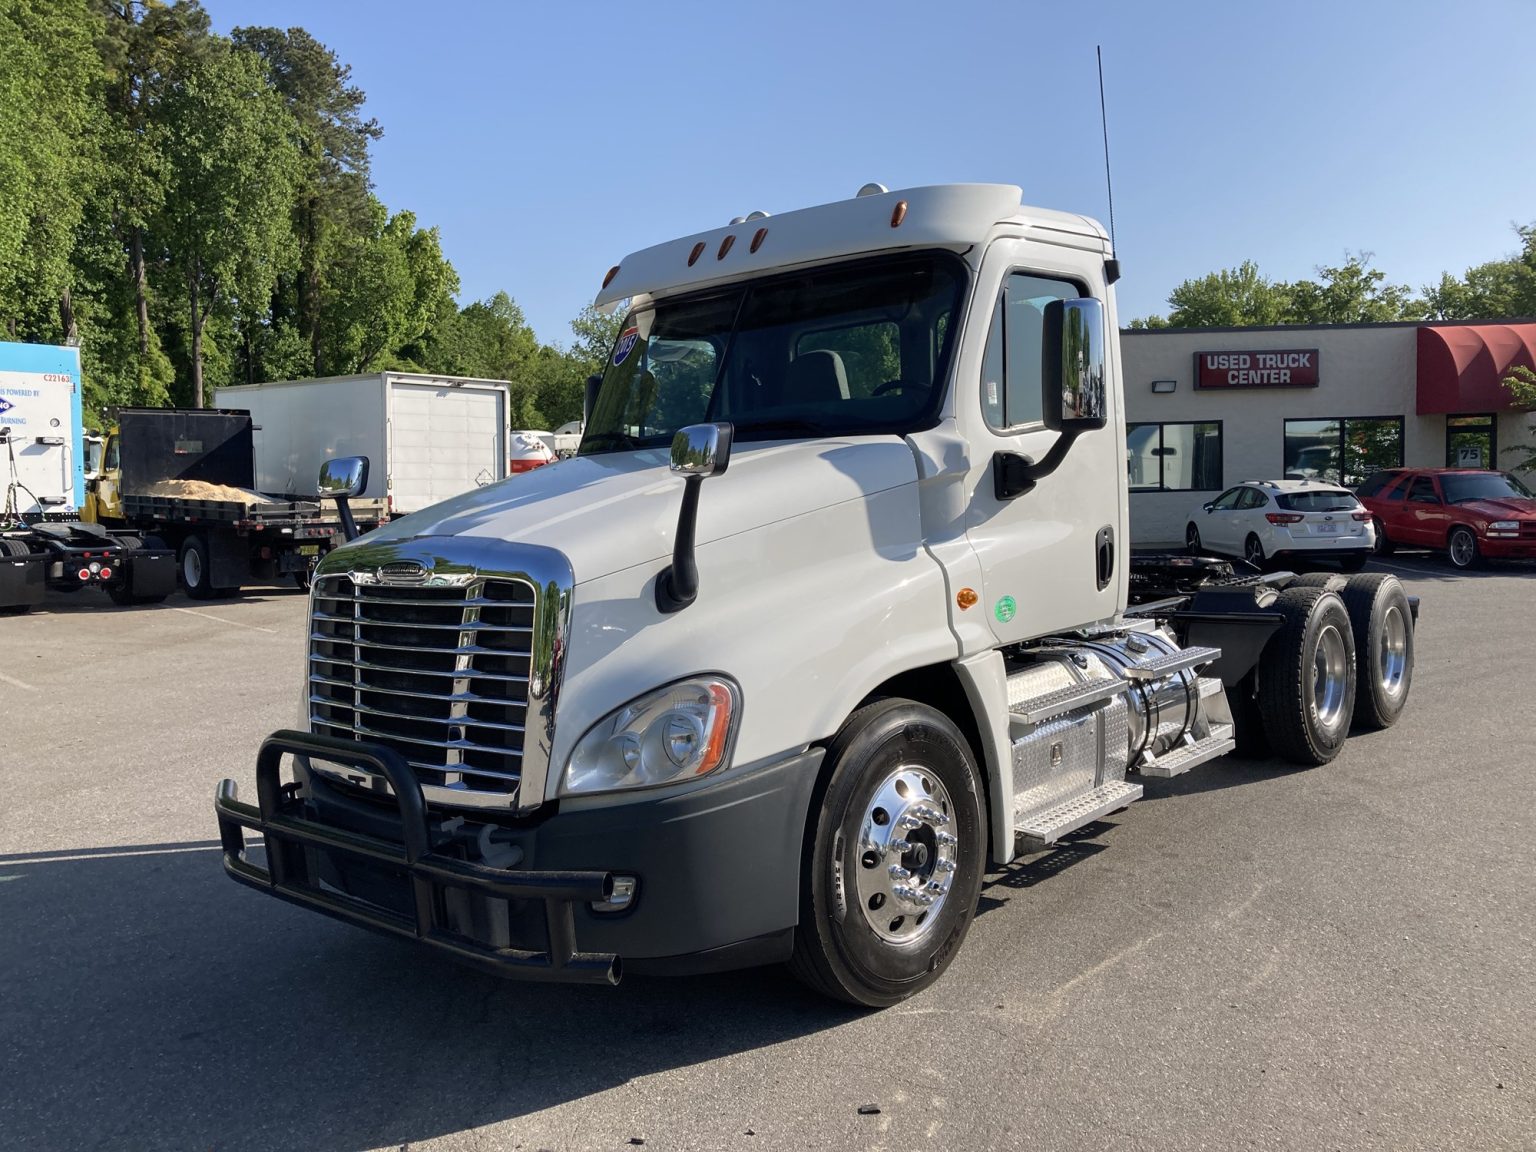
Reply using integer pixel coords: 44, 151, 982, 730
1014, 780, 1144, 852
1007, 677, 1122, 727
1122, 645, 1222, 681
1135, 723, 1235, 779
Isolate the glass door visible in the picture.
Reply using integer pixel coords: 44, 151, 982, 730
1446, 414, 1496, 469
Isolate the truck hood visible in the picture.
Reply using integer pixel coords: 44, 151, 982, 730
359, 437, 920, 583
1455, 497, 1536, 520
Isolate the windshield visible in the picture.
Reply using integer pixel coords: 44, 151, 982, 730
1441, 472, 1534, 503
581, 253, 964, 454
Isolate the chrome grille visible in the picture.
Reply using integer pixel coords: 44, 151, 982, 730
307, 573, 535, 802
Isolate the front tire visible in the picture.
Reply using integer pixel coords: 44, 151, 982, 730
791, 699, 985, 1008
1447, 525, 1479, 570
1257, 587, 1357, 766
1186, 524, 1202, 555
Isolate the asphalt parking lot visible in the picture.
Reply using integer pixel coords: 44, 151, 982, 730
2, 555, 1533, 1152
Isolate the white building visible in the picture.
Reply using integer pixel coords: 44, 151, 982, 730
1121, 319, 1536, 545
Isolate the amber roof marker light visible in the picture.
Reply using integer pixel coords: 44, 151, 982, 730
890, 200, 908, 228
687, 241, 706, 267
750, 227, 768, 254
602, 265, 620, 289
717, 234, 735, 260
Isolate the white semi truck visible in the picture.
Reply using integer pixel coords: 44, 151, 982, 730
215, 184, 1417, 1005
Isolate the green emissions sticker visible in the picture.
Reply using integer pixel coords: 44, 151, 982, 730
995, 595, 1017, 623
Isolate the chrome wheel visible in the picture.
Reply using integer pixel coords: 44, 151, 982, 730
1448, 527, 1476, 568
852, 765, 958, 945
1312, 622, 1349, 729
1379, 605, 1408, 700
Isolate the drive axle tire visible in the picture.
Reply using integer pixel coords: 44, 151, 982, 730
1340, 573, 1413, 730
791, 699, 985, 1008
1288, 573, 1346, 593
1257, 587, 1356, 767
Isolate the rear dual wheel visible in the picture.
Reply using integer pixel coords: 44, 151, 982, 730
791, 699, 985, 1007
1256, 587, 1356, 766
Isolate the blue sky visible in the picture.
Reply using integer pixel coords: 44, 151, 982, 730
209, 0, 1536, 345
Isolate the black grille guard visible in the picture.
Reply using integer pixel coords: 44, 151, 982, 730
215, 729, 620, 984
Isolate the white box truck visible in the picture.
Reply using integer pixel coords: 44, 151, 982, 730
213, 373, 512, 518
214, 184, 1419, 1005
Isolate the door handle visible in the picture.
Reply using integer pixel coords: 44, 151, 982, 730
1095, 525, 1115, 591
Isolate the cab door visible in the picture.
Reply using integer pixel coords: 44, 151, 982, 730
956, 242, 1124, 642
83, 433, 122, 524
1405, 474, 1449, 545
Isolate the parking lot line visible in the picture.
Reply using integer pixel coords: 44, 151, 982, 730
0, 670, 38, 691
170, 606, 278, 634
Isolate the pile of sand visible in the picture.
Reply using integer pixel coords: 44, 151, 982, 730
141, 479, 265, 503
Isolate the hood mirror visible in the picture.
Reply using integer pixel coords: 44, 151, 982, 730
657, 422, 734, 613
317, 455, 369, 542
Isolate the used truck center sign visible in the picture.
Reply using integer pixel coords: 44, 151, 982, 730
1196, 349, 1320, 389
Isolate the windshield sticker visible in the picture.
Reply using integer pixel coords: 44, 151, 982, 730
612, 327, 640, 366
995, 595, 1016, 624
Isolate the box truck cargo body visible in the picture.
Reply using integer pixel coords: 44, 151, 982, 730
214, 373, 511, 516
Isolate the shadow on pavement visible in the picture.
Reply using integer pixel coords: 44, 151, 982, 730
0, 842, 852, 1151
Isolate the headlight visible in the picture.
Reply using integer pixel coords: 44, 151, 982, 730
562, 676, 739, 796
1488, 521, 1519, 531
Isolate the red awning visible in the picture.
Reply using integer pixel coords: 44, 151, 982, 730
1417, 323, 1536, 414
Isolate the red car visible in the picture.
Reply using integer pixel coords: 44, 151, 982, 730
1358, 467, 1536, 569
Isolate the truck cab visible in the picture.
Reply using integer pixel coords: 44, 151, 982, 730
215, 184, 1416, 1005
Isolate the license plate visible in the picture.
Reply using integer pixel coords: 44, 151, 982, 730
1316, 523, 1337, 534
298, 544, 320, 556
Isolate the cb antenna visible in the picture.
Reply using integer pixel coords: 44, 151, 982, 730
1096, 45, 1117, 257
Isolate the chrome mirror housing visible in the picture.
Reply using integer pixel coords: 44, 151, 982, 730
669, 423, 734, 477
317, 455, 369, 499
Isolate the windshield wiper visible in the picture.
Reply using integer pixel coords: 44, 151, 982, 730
731, 418, 832, 440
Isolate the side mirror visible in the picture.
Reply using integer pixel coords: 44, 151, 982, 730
1042, 297, 1108, 432
993, 297, 1108, 500
318, 455, 369, 542
317, 455, 369, 499
669, 421, 733, 477
1202, 502, 1215, 513
583, 374, 604, 427
656, 422, 734, 613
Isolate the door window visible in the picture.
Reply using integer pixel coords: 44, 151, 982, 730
1238, 488, 1267, 509
1210, 487, 1244, 510
981, 273, 1079, 431
1408, 476, 1440, 503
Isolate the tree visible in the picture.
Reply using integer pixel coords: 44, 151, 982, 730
1287, 253, 1424, 324
1503, 365, 1536, 475
232, 24, 380, 375
155, 41, 300, 403
1424, 224, 1536, 320
0, 0, 105, 341
1163, 261, 1293, 328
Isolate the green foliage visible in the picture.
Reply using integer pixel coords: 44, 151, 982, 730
1424, 224, 1536, 321
154, 40, 301, 403
1503, 364, 1536, 475
1144, 255, 1425, 328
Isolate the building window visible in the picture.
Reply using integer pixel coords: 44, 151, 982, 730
1127, 421, 1224, 491
1446, 413, 1496, 469
1283, 417, 1403, 487
981, 272, 1079, 431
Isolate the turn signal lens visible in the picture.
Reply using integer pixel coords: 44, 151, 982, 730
1265, 513, 1305, 524
956, 587, 978, 610
890, 200, 908, 228
1488, 520, 1519, 531
99, 566, 112, 580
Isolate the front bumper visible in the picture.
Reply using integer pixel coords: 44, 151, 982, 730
1478, 536, 1536, 559
216, 729, 821, 983
217, 730, 621, 983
